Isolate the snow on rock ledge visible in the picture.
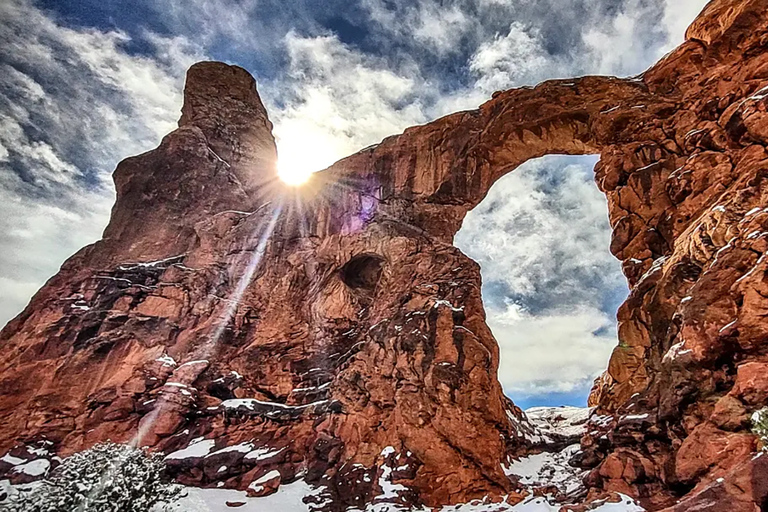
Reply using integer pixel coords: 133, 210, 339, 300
524, 406, 593, 445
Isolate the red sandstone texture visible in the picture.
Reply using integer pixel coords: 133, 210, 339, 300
2, 0, 768, 509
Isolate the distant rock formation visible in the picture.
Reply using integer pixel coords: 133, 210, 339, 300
2, 0, 768, 509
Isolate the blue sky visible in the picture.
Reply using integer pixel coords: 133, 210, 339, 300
0, 0, 708, 407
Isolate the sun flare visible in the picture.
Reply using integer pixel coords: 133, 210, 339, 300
277, 163, 313, 186
275, 132, 341, 187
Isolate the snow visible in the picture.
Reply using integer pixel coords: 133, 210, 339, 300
292, 382, 332, 392
179, 359, 209, 367
11, 459, 50, 477
432, 299, 464, 311
586, 495, 645, 511
1, 453, 26, 466
663, 341, 691, 363
207, 146, 231, 168
252, 469, 281, 486
163, 382, 194, 396
244, 446, 285, 461
525, 406, 591, 440
373, 447, 408, 502
167, 440, 261, 462
248, 469, 282, 495
165, 438, 216, 461
206, 442, 253, 457
220, 398, 328, 411
502, 444, 585, 497
636, 256, 668, 286
156, 354, 177, 367
0, 413, 648, 512
118, 255, 185, 270
3, 474, 647, 512
163, 480, 315, 512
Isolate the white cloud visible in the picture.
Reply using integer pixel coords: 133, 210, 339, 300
362, 0, 475, 56
268, 32, 428, 176
661, 0, 710, 48
455, 156, 624, 309
491, 302, 616, 395
0, 0, 205, 325
455, 156, 626, 397
581, 1, 660, 77
0, 189, 113, 320
581, 0, 710, 77
470, 22, 556, 92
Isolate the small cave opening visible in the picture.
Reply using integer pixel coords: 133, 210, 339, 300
454, 155, 629, 410
340, 254, 385, 292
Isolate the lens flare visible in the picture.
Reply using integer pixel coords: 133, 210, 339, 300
277, 160, 313, 186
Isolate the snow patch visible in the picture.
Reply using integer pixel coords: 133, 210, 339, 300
11, 459, 50, 477
244, 446, 285, 461
1, 454, 26, 466
525, 406, 592, 440
165, 438, 216, 461
156, 354, 177, 367
663, 341, 691, 363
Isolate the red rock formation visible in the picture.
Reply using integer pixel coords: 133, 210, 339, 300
2, 0, 768, 509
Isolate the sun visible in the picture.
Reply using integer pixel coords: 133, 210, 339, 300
275, 132, 337, 186
277, 159, 313, 187
278, 164, 313, 186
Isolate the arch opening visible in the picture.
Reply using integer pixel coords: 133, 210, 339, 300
454, 155, 629, 409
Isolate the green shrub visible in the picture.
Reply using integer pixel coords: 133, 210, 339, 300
751, 407, 768, 450
3, 442, 182, 512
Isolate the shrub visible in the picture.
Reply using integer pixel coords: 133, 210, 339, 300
751, 407, 768, 450
3, 442, 183, 512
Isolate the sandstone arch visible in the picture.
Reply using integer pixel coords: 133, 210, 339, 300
2, 0, 768, 509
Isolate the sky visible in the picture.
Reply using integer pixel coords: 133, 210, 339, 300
0, 0, 709, 408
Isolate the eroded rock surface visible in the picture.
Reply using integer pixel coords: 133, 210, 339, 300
2, 0, 768, 509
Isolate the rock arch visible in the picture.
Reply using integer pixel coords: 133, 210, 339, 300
2, 0, 768, 509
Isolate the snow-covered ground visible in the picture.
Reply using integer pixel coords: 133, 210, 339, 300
163, 480, 321, 512
503, 444, 585, 498
160, 406, 642, 511
525, 406, 592, 443
0, 407, 645, 511
162, 485, 643, 512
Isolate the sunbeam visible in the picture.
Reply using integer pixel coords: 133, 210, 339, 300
131, 198, 285, 450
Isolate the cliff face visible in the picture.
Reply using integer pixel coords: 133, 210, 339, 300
2, 0, 768, 510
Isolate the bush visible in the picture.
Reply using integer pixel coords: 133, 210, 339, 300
3, 442, 183, 512
752, 407, 768, 450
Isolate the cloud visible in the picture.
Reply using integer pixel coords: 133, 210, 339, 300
490, 303, 617, 396
454, 156, 627, 397
661, 0, 710, 47
267, 32, 428, 175
469, 22, 559, 93
455, 156, 625, 312
362, 0, 476, 57
0, 0, 205, 325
